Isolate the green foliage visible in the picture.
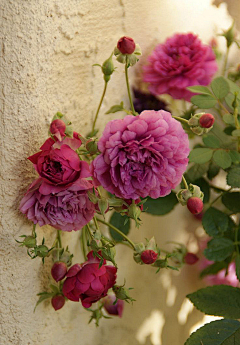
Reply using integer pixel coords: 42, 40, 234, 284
203, 135, 221, 148
105, 102, 124, 114
222, 192, 240, 213
109, 212, 130, 242
186, 163, 209, 181
185, 319, 240, 345
229, 151, 240, 163
204, 238, 234, 261
211, 76, 230, 99
207, 162, 220, 180
187, 285, 240, 319
202, 207, 229, 237
227, 165, 240, 187
187, 85, 212, 95
200, 261, 227, 278
191, 94, 217, 109
194, 178, 210, 203
213, 150, 232, 169
189, 148, 213, 164
144, 192, 178, 216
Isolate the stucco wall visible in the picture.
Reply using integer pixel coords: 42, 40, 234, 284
0, 1, 234, 344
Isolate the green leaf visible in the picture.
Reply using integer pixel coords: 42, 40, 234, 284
236, 254, 240, 282
227, 165, 240, 188
187, 85, 213, 95
203, 135, 221, 148
225, 93, 240, 113
207, 162, 220, 180
194, 178, 210, 203
224, 126, 235, 136
225, 77, 240, 95
34, 293, 53, 312
109, 212, 130, 242
105, 102, 124, 114
229, 151, 240, 163
187, 285, 240, 319
185, 319, 240, 345
200, 261, 227, 278
144, 192, 178, 216
211, 76, 230, 99
202, 207, 229, 237
223, 113, 235, 125
186, 163, 209, 182
222, 192, 240, 213
204, 238, 234, 261
191, 94, 217, 109
213, 150, 232, 169
189, 148, 213, 164
232, 129, 240, 137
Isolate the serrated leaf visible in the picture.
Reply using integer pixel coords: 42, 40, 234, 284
185, 319, 240, 345
105, 102, 124, 114
211, 76, 230, 99
236, 254, 240, 282
186, 162, 209, 182
189, 148, 213, 164
202, 207, 229, 237
144, 192, 178, 215
50, 284, 59, 294
204, 238, 234, 261
200, 261, 227, 278
187, 85, 213, 95
207, 162, 220, 180
222, 192, 240, 213
225, 77, 240, 95
224, 126, 235, 136
187, 285, 240, 319
213, 150, 232, 169
229, 151, 240, 163
227, 165, 240, 187
109, 212, 130, 242
191, 94, 217, 109
203, 135, 221, 148
232, 129, 240, 137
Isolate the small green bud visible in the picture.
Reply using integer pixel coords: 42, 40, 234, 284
36, 245, 49, 258
128, 203, 141, 227
113, 285, 135, 302
97, 198, 109, 216
87, 191, 98, 204
232, 92, 239, 109
221, 22, 236, 48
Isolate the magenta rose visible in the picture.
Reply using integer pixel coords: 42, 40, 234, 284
28, 136, 89, 191
102, 295, 124, 317
91, 110, 189, 199
19, 178, 95, 231
62, 251, 117, 308
143, 33, 218, 101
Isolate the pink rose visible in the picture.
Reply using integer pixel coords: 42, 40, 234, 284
28, 137, 89, 192
62, 251, 117, 308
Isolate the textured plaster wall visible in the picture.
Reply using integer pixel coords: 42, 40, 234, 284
0, 1, 234, 345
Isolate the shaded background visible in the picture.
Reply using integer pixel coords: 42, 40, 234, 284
0, 0, 239, 344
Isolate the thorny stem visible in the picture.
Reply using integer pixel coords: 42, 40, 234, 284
96, 217, 135, 250
125, 60, 136, 115
182, 176, 188, 190
92, 81, 108, 135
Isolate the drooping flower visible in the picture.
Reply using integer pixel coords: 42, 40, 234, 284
102, 295, 124, 317
51, 295, 65, 311
143, 33, 218, 101
28, 136, 88, 193
19, 178, 95, 231
91, 110, 189, 200
62, 251, 117, 308
51, 262, 68, 282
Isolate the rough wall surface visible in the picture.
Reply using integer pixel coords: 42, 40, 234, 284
0, 1, 233, 344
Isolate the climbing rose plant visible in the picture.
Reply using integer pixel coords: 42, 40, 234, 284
18, 23, 240, 343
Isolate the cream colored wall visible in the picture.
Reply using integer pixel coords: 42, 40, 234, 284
0, 1, 234, 344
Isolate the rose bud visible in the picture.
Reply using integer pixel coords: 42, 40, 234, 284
117, 36, 136, 55
199, 113, 215, 128
50, 119, 66, 141
102, 295, 124, 317
184, 252, 199, 265
51, 295, 65, 311
141, 250, 158, 265
51, 262, 68, 282
187, 197, 204, 215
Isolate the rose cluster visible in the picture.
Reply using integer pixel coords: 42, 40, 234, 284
20, 121, 95, 231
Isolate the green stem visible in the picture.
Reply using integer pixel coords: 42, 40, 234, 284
57, 230, 62, 248
96, 217, 135, 249
86, 223, 94, 240
222, 46, 230, 77
209, 187, 232, 207
93, 216, 100, 231
81, 227, 87, 261
125, 60, 135, 115
173, 116, 189, 125
182, 176, 188, 190
92, 81, 108, 134
32, 224, 36, 237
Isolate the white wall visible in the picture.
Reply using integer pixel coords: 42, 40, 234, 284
0, 1, 233, 344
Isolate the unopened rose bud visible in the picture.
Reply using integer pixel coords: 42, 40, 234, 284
102, 55, 115, 82
184, 252, 199, 265
117, 36, 136, 54
199, 113, 215, 128
50, 119, 66, 141
51, 295, 65, 311
102, 295, 124, 317
113, 285, 134, 302
23, 236, 37, 248
36, 245, 49, 258
187, 197, 203, 215
141, 250, 158, 264
51, 262, 67, 282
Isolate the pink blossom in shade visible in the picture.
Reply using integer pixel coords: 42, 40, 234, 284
28, 137, 88, 191
102, 295, 124, 317
91, 110, 189, 200
19, 178, 95, 231
143, 33, 218, 101
62, 251, 117, 308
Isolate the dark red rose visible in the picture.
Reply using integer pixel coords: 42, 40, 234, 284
141, 250, 158, 264
51, 262, 68, 282
117, 36, 136, 54
187, 197, 203, 215
51, 295, 65, 311
199, 113, 215, 128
